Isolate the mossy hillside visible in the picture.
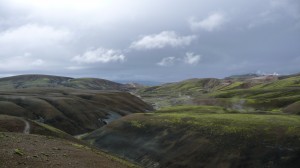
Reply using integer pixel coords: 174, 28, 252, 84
138, 78, 221, 97
209, 87, 300, 112
157, 105, 228, 114
85, 108, 300, 168
137, 74, 300, 112
256, 76, 300, 89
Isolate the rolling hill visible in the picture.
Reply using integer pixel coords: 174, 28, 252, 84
83, 106, 300, 168
0, 88, 153, 135
0, 74, 153, 135
136, 73, 300, 113
0, 74, 128, 91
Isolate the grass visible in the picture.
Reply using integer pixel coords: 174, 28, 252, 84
126, 106, 300, 137
219, 81, 243, 90
14, 148, 24, 156
157, 105, 227, 113
154, 112, 300, 135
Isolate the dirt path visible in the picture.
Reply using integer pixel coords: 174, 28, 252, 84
19, 118, 30, 134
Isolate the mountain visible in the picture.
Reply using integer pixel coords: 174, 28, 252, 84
0, 74, 127, 91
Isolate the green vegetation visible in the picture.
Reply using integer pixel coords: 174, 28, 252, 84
14, 148, 24, 156
84, 106, 300, 168
136, 74, 300, 114
157, 105, 227, 113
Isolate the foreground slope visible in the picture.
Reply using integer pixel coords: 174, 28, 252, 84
0, 114, 140, 168
84, 106, 300, 168
0, 132, 139, 168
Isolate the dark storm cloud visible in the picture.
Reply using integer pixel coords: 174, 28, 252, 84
0, 0, 299, 81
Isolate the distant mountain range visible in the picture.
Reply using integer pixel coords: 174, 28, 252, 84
0, 74, 127, 91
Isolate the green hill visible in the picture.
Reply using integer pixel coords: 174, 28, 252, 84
83, 106, 300, 168
136, 74, 300, 113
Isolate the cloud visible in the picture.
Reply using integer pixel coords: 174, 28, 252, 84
0, 24, 72, 72
130, 31, 196, 50
157, 52, 201, 67
270, 0, 300, 19
249, 0, 300, 29
157, 57, 176, 66
189, 13, 226, 32
72, 48, 125, 64
30, 59, 44, 66
65, 66, 87, 70
0, 24, 72, 47
0, 53, 46, 71
184, 52, 201, 65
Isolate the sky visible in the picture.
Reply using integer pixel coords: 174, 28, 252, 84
0, 0, 299, 82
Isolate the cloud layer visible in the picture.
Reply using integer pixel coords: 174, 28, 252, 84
0, 0, 299, 81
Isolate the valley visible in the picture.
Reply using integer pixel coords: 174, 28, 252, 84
1, 74, 300, 168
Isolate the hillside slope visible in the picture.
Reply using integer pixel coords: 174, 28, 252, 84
0, 132, 139, 168
0, 88, 153, 135
136, 74, 300, 113
84, 106, 300, 168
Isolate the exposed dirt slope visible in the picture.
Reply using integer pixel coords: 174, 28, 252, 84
0, 132, 139, 168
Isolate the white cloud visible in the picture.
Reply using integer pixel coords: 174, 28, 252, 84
157, 57, 176, 66
157, 53, 202, 67
72, 48, 125, 64
184, 52, 201, 65
0, 24, 72, 47
130, 31, 196, 50
0, 53, 46, 71
189, 13, 226, 32
30, 59, 44, 66
0, 24, 71, 71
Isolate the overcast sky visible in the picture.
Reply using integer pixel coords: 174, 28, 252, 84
0, 0, 299, 82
